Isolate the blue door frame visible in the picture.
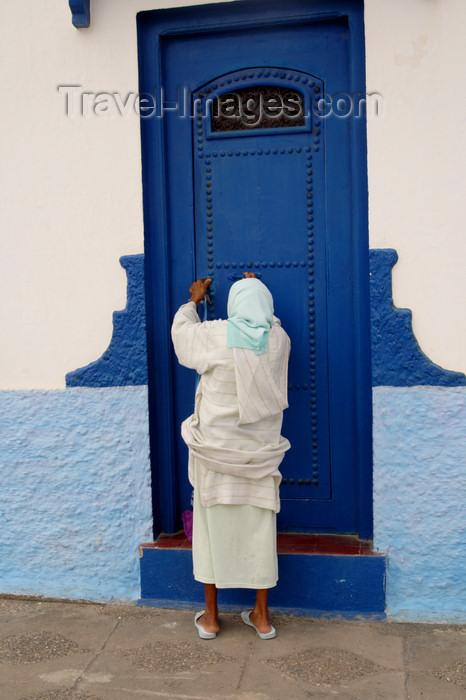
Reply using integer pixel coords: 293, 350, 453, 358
138, 0, 372, 539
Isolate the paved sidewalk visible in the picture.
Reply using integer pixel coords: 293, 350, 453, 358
0, 598, 465, 700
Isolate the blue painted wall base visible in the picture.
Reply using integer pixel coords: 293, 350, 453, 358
139, 548, 386, 619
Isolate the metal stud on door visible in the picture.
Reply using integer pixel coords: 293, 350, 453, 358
193, 68, 331, 530
139, 3, 372, 536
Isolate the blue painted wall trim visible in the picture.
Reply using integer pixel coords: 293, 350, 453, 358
65, 249, 465, 389
370, 249, 466, 386
69, 0, 90, 28
66, 255, 148, 387
139, 547, 386, 618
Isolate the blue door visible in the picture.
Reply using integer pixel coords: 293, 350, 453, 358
139, 1, 372, 536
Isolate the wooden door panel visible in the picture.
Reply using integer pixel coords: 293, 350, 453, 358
139, 2, 371, 534
193, 71, 331, 528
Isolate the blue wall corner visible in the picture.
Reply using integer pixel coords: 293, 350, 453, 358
369, 249, 466, 387
69, 0, 90, 28
66, 255, 148, 387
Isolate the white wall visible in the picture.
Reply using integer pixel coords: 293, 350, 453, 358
0, 0, 225, 389
0, 0, 464, 389
365, 0, 466, 374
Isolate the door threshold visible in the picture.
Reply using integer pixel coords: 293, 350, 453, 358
141, 531, 382, 557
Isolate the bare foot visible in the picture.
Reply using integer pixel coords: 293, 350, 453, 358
249, 609, 272, 634
197, 612, 220, 634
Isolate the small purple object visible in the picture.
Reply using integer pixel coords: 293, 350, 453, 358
182, 510, 193, 542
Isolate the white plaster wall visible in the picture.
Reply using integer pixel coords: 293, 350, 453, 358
365, 0, 466, 374
0, 0, 465, 389
0, 0, 229, 389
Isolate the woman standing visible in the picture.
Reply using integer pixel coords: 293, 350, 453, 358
171, 273, 290, 640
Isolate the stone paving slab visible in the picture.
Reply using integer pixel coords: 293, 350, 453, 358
0, 599, 464, 699
404, 625, 466, 700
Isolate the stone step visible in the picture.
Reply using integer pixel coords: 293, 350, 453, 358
139, 533, 386, 618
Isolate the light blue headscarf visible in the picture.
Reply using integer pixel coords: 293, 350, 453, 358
226, 278, 274, 355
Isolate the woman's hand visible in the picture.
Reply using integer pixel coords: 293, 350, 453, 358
189, 278, 212, 305
243, 272, 256, 278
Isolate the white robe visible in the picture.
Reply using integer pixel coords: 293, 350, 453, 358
171, 302, 290, 512
171, 301, 290, 589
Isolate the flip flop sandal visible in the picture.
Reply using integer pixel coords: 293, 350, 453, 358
194, 610, 217, 639
241, 610, 276, 639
